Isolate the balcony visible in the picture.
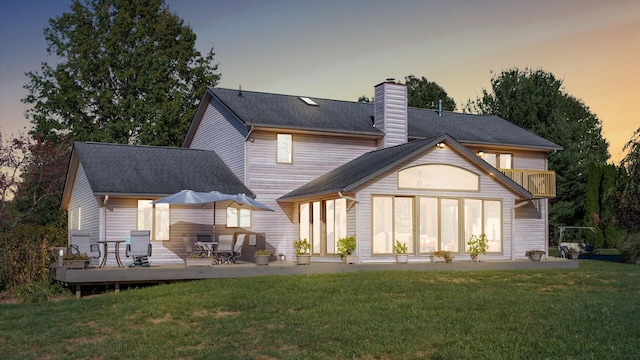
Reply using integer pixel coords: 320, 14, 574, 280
499, 169, 556, 198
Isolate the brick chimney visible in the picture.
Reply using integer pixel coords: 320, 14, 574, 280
374, 79, 408, 149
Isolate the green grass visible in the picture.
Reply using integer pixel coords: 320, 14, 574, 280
1, 261, 639, 359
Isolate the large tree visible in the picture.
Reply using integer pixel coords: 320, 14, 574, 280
466, 68, 610, 228
23, 0, 220, 146
405, 75, 456, 111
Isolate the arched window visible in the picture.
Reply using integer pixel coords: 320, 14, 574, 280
398, 164, 479, 191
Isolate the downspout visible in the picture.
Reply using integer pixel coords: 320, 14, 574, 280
339, 191, 360, 263
511, 199, 531, 260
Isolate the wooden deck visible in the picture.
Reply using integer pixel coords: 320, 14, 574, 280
54, 258, 579, 298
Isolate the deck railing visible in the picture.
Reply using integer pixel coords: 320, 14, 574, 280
499, 169, 556, 198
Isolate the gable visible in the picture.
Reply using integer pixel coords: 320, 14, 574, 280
279, 134, 534, 201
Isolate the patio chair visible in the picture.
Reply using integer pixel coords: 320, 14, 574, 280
217, 234, 234, 264
126, 230, 152, 267
69, 230, 101, 260
230, 234, 246, 263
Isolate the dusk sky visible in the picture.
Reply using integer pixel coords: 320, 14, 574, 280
1, 0, 638, 163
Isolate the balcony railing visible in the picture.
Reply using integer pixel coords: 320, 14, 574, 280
499, 169, 556, 198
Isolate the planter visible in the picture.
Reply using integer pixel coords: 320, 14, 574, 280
570, 253, 580, 260
254, 255, 270, 266
63, 259, 90, 269
185, 258, 214, 267
528, 253, 542, 261
296, 254, 311, 265
470, 254, 486, 262
395, 254, 409, 264
341, 255, 358, 264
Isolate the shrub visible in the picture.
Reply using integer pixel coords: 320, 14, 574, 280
618, 232, 640, 265
432, 250, 454, 263
0, 224, 66, 291
255, 250, 270, 256
467, 234, 489, 256
294, 238, 310, 255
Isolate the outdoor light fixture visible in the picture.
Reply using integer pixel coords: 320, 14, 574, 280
436, 143, 446, 149
477, 150, 484, 157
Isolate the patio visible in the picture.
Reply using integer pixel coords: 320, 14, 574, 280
54, 257, 578, 298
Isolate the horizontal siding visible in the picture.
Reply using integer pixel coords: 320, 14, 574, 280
512, 149, 547, 170
514, 199, 548, 259
355, 147, 516, 261
374, 83, 407, 148
189, 98, 247, 182
68, 163, 100, 264
247, 131, 376, 258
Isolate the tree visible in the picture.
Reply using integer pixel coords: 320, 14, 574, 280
0, 133, 69, 231
466, 68, 610, 228
404, 75, 456, 111
22, 0, 220, 146
613, 127, 640, 233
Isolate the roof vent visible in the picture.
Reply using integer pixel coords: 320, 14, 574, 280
238, 85, 243, 97
438, 99, 442, 116
299, 96, 318, 106
386, 78, 396, 83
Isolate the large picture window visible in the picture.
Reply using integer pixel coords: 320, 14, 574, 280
373, 196, 503, 256
137, 200, 169, 241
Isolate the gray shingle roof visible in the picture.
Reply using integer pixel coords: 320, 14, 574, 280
209, 87, 562, 151
279, 134, 534, 201
73, 142, 253, 196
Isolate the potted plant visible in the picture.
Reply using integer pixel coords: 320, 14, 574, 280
254, 250, 270, 266
337, 235, 357, 264
394, 240, 409, 264
467, 233, 489, 262
431, 250, 454, 263
525, 249, 545, 261
185, 254, 214, 267
294, 238, 311, 265
63, 252, 91, 269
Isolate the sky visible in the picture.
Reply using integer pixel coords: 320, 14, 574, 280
1, 0, 638, 163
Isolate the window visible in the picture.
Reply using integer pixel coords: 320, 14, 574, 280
398, 164, 479, 191
77, 206, 82, 230
277, 134, 292, 163
226, 207, 251, 228
481, 152, 512, 169
137, 200, 169, 241
374, 196, 503, 255
299, 199, 347, 255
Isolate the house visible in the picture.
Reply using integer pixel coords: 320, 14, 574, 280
62, 80, 561, 264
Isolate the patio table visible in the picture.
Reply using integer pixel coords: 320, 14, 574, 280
97, 240, 125, 268
196, 241, 218, 258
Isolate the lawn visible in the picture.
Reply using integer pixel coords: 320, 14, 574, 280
1, 261, 639, 359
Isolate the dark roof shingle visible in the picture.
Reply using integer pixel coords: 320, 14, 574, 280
74, 142, 252, 196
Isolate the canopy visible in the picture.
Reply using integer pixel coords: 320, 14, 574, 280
230, 193, 274, 211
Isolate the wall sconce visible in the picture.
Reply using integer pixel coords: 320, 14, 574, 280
436, 143, 446, 149
477, 150, 484, 157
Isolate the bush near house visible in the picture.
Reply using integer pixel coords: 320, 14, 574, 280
0, 224, 66, 293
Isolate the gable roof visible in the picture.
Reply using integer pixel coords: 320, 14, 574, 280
278, 134, 535, 202
62, 142, 252, 208
189, 87, 561, 151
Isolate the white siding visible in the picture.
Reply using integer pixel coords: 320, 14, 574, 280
105, 198, 137, 242
374, 82, 407, 149
355, 147, 518, 261
190, 98, 247, 182
67, 163, 100, 264
247, 131, 376, 258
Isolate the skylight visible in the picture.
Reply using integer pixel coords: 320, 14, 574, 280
299, 96, 318, 106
